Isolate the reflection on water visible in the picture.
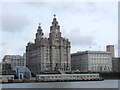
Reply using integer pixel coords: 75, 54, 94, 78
2, 80, 119, 88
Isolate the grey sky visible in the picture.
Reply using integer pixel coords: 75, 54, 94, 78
3, 13, 31, 32
1, 2, 118, 61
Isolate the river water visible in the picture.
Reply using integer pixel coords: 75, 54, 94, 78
2, 80, 119, 88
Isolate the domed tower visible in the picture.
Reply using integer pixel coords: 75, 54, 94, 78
35, 23, 44, 43
49, 15, 71, 71
49, 15, 61, 46
26, 24, 50, 73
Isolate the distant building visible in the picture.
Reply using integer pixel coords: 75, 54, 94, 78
36, 73, 100, 80
26, 15, 71, 73
2, 54, 26, 70
2, 62, 11, 71
1, 75, 15, 80
13, 66, 31, 80
112, 57, 120, 71
2, 55, 13, 64
71, 50, 112, 72
106, 45, 115, 57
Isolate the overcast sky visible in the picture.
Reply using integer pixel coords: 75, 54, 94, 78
1, 1, 118, 61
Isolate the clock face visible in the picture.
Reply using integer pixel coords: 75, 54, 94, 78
51, 28, 59, 33
55, 40, 60, 46
55, 29, 59, 32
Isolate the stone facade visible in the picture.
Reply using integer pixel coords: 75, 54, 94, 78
71, 50, 112, 72
2, 54, 26, 70
112, 57, 120, 71
106, 45, 115, 57
26, 15, 71, 73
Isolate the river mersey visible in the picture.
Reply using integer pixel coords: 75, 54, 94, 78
2, 80, 119, 88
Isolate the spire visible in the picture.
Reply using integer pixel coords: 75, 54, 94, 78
50, 14, 60, 32
37, 23, 42, 32
38, 23, 41, 29
39, 23, 41, 26
52, 14, 58, 27
53, 14, 56, 20
53, 14, 57, 22
37, 23, 44, 36
54, 14, 56, 18
35, 23, 44, 42
49, 15, 61, 40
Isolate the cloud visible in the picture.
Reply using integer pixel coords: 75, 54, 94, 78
50, 2, 100, 14
50, 3, 82, 14
63, 29, 96, 47
24, 2, 96, 14
0, 41, 8, 46
2, 13, 31, 33
25, 2, 46, 7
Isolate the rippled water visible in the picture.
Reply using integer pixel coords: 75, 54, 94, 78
2, 80, 119, 88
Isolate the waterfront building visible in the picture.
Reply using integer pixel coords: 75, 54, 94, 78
2, 54, 26, 70
13, 66, 31, 80
71, 46, 113, 72
106, 45, 115, 57
112, 57, 120, 71
2, 62, 11, 71
1, 75, 15, 80
26, 15, 71, 73
36, 73, 100, 80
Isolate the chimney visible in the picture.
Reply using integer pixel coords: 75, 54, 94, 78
106, 45, 115, 57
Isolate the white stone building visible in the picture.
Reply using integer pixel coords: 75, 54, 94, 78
2, 54, 26, 70
26, 15, 71, 73
106, 45, 115, 57
71, 50, 112, 72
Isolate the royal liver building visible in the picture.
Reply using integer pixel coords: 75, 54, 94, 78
26, 15, 71, 73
